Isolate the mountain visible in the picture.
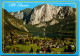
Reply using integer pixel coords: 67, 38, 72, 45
8, 3, 76, 38
10, 11, 24, 20
2, 9, 28, 33
10, 4, 76, 27
10, 8, 32, 24
26, 4, 76, 38
21, 8, 32, 14
28, 4, 76, 26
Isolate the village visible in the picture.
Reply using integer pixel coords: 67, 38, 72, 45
14, 35, 76, 53
4, 31, 76, 54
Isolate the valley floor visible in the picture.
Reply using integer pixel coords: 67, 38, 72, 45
3, 36, 76, 54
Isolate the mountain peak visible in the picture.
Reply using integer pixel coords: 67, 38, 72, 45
9, 4, 76, 27
29, 4, 61, 25
28, 4, 76, 25
44, 3, 49, 5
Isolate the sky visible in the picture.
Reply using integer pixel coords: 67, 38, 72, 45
3, 2, 76, 12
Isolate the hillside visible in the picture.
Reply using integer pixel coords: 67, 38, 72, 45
9, 4, 76, 38
25, 4, 76, 38
3, 9, 28, 32
21, 8, 32, 14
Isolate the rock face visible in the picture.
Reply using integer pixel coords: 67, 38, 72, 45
28, 4, 76, 26
10, 3, 76, 28
10, 11, 24, 20
7, 4, 76, 37
29, 4, 61, 25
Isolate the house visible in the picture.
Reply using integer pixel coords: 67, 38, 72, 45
70, 45, 75, 47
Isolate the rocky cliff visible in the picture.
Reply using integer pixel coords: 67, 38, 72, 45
4, 3, 76, 38
10, 4, 76, 28
27, 4, 76, 27
10, 8, 32, 20
10, 11, 24, 20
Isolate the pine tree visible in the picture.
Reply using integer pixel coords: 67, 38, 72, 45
30, 47, 33, 53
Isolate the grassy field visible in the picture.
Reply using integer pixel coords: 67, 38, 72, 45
52, 48, 65, 53
6, 44, 40, 53
33, 37, 52, 40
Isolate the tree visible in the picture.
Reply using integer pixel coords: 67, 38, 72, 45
46, 46, 51, 53
64, 45, 74, 52
36, 49, 39, 53
10, 32, 14, 45
18, 39, 23, 44
30, 47, 33, 53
